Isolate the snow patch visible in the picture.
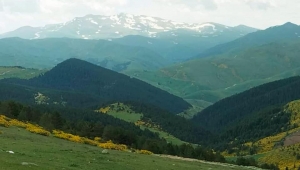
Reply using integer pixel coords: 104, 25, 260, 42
149, 23, 164, 30
34, 32, 41, 39
81, 35, 89, 39
110, 15, 120, 22
115, 31, 119, 34
140, 16, 157, 22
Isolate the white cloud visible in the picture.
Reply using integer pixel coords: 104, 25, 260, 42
245, 0, 276, 10
1, 0, 40, 13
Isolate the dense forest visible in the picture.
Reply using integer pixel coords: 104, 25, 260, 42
0, 100, 225, 163
0, 58, 191, 114
124, 101, 214, 144
193, 76, 300, 149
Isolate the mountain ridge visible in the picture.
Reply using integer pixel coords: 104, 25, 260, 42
0, 58, 191, 114
0, 13, 258, 40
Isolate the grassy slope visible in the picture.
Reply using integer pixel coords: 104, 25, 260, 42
225, 100, 300, 170
0, 67, 45, 79
103, 103, 187, 145
127, 41, 300, 111
0, 127, 257, 170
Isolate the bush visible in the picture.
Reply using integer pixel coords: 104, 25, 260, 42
138, 150, 153, 155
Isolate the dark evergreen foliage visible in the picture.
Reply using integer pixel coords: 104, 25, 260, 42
124, 101, 214, 144
0, 58, 191, 114
0, 100, 224, 163
193, 76, 300, 149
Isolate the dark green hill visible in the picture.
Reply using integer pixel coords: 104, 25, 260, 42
0, 37, 167, 72
0, 58, 191, 114
192, 76, 300, 148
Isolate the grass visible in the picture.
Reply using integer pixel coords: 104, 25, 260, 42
126, 41, 300, 114
105, 103, 189, 145
0, 126, 258, 170
0, 66, 45, 79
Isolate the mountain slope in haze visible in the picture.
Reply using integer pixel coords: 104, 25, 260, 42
197, 22, 300, 58
0, 66, 45, 79
0, 37, 169, 71
130, 26, 300, 109
0, 13, 257, 40
111, 35, 200, 63
0, 58, 191, 114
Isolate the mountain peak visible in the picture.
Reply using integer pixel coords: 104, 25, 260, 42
0, 13, 257, 40
32, 58, 191, 114
282, 22, 298, 27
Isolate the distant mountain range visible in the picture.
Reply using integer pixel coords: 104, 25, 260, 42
0, 58, 191, 114
0, 13, 257, 40
0, 13, 258, 59
129, 22, 300, 109
197, 22, 300, 58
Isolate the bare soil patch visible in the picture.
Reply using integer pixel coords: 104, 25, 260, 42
284, 131, 300, 146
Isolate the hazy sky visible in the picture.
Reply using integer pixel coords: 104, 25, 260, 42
0, 0, 299, 33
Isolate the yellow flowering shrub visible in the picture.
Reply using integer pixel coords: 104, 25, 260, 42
259, 143, 300, 170
82, 137, 99, 146
137, 150, 153, 155
285, 100, 300, 126
135, 120, 146, 126
95, 107, 110, 113
52, 130, 84, 143
25, 124, 50, 136
0, 115, 50, 136
0, 115, 10, 127
94, 137, 102, 142
98, 140, 127, 151
9, 119, 28, 128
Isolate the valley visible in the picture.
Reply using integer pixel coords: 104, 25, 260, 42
0, 6, 300, 170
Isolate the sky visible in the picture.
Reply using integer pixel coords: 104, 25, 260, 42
0, 0, 299, 34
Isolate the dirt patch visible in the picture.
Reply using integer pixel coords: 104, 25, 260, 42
284, 131, 300, 146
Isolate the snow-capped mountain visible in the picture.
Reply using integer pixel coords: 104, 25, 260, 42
0, 13, 257, 40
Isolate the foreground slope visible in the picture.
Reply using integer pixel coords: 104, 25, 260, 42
0, 58, 191, 114
0, 127, 259, 170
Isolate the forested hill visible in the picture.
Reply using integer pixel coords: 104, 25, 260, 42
193, 76, 300, 133
0, 58, 191, 114
192, 76, 300, 148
